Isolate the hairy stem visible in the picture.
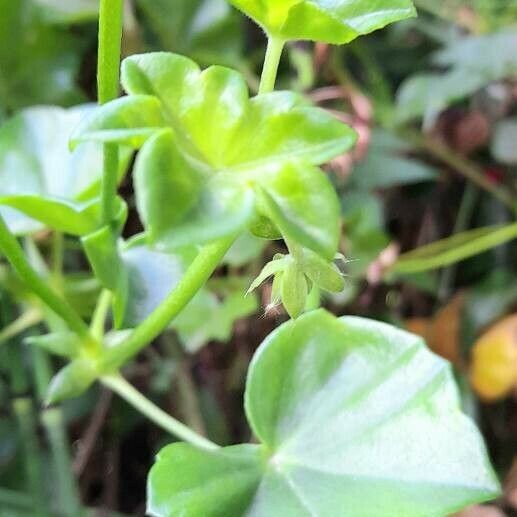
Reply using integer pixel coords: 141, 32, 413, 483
0, 216, 90, 338
101, 235, 234, 371
98, 0, 124, 225
259, 36, 285, 94
102, 374, 218, 450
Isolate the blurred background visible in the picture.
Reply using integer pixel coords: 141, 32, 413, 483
0, 1, 516, 516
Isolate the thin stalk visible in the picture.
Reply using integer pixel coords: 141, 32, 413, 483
41, 408, 83, 517
102, 374, 218, 450
437, 184, 479, 301
101, 235, 235, 371
0, 216, 90, 338
259, 36, 285, 94
90, 289, 112, 339
0, 307, 42, 347
98, 0, 124, 225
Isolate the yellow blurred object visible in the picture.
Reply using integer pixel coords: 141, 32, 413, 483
470, 314, 517, 402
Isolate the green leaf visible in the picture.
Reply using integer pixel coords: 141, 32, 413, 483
280, 260, 308, 319
257, 162, 341, 259
25, 332, 81, 359
148, 310, 499, 516
134, 130, 255, 249
228, 0, 416, 44
76, 53, 355, 258
46, 359, 97, 404
0, 105, 130, 235
391, 222, 517, 274
148, 443, 263, 516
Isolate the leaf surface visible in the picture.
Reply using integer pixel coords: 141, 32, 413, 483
0, 106, 130, 234
76, 53, 356, 258
228, 0, 416, 44
148, 310, 499, 517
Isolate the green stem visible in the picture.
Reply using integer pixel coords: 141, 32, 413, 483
90, 289, 112, 339
101, 235, 234, 371
98, 0, 124, 225
41, 408, 83, 516
259, 35, 285, 94
0, 216, 90, 338
102, 374, 218, 450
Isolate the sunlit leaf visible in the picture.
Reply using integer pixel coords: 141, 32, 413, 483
228, 0, 416, 44
75, 53, 356, 258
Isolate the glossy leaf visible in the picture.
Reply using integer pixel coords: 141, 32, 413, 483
228, 0, 416, 44
75, 53, 356, 258
0, 105, 130, 235
149, 310, 499, 517
391, 222, 517, 274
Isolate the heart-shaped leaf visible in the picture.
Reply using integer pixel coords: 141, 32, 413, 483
74, 53, 356, 259
0, 105, 130, 235
148, 310, 499, 517
228, 0, 416, 44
